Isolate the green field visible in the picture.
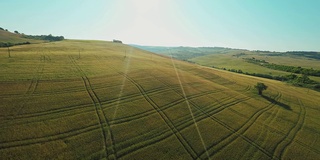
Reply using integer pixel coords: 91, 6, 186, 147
1, 40, 320, 159
190, 51, 320, 84
135, 46, 320, 84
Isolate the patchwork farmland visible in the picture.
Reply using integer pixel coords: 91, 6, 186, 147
0, 40, 319, 159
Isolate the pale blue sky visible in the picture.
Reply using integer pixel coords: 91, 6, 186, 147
1, 0, 319, 51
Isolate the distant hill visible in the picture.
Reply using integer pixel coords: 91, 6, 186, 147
132, 45, 320, 61
0, 29, 44, 45
133, 45, 320, 90
131, 44, 243, 60
0, 28, 64, 47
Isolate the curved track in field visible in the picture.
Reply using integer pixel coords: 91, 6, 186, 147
198, 92, 282, 159
157, 68, 281, 159
118, 72, 199, 159
69, 56, 116, 159
1, 46, 319, 160
8, 54, 46, 120
272, 99, 306, 159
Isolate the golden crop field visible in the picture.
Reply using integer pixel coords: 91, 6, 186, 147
0, 40, 319, 159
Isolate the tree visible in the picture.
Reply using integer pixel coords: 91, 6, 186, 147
113, 39, 122, 43
14, 30, 19, 34
254, 82, 268, 95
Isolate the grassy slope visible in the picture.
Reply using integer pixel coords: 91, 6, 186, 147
0, 40, 319, 159
191, 52, 320, 82
0, 30, 44, 44
192, 53, 290, 75
246, 54, 320, 70
135, 45, 320, 82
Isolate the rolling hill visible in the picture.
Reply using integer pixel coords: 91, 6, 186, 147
135, 45, 320, 87
0, 40, 319, 159
0, 29, 44, 44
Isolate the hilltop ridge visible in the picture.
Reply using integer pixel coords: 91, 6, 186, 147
0, 28, 64, 47
0, 29, 42, 44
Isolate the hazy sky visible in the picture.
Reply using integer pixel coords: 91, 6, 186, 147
1, 0, 320, 51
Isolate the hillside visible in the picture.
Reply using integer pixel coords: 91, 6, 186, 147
134, 45, 320, 70
0, 29, 44, 44
135, 45, 320, 87
131, 45, 242, 60
0, 40, 319, 159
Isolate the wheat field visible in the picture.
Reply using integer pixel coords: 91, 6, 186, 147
0, 40, 319, 159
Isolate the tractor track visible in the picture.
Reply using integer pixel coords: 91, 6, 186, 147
0, 83, 187, 128
111, 71, 253, 158
247, 106, 281, 159
197, 92, 282, 159
9, 54, 46, 120
2, 84, 175, 121
1, 56, 221, 158
69, 55, 116, 159
112, 90, 219, 125
0, 92, 275, 159
0, 124, 100, 149
117, 72, 199, 159
272, 99, 306, 159
77, 55, 292, 159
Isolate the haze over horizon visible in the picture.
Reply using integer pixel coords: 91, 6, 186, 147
1, 0, 320, 52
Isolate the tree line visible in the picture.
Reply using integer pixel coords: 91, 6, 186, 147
0, 27, 9, 31
22, 34, 64, 42
214, 66, 320, 91
244, 58, 320, 77
0, 42, 31, 47
0, 27, 65, 48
